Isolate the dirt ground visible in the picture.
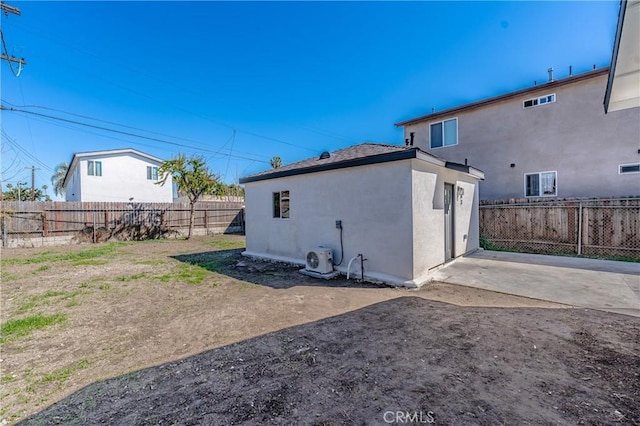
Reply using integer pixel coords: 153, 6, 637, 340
1, 236, 638, 425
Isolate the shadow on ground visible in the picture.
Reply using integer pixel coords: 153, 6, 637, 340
172, 250, 385, 289
19, 297, 639, 426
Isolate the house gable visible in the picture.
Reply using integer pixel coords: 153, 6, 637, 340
396, 70, 639, 200
62, 148, 172, 202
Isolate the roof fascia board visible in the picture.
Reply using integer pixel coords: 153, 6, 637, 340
61, 155, 79, 189
415, 150, 446, 167
71, 148, 164, 164
240, 149, 419, 184
239, 147, 483, 184
604, 0, 627, 113
396, 68, 609, 127
444, 162, 485, 180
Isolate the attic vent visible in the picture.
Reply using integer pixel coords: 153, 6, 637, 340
319, 151, 330, 160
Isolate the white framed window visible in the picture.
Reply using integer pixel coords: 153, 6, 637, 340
147, 166, 159, 180
523, 93, 556, 109
273, 190, 290, 219
88, 160, 102, 176
619, 163, 640, 174
430, 118, 458, 149
525, 171, 557, 197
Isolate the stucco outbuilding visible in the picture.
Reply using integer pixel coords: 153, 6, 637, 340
239, 143, 484, 287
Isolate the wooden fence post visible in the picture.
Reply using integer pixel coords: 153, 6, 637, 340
577, 201, 583, 255
42, 211, 48, 237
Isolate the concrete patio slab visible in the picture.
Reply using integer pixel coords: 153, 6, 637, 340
431, 250, 640, 317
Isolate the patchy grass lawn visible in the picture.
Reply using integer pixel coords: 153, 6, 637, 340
1, 235, 638, 425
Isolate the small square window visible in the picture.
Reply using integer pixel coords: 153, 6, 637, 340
273, 190, 290, 219
523, 93, 555, 109
525, 171, 556, 197
88, 160, 102, 176
429, 118, 458, 149
147, 166, 159, 180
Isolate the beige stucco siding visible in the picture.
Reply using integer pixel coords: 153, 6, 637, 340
405, 74, 640, 200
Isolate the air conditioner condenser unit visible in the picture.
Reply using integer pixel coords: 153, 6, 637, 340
305, 247, 333, 274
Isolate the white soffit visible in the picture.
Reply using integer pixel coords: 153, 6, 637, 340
608, 0, 640, 112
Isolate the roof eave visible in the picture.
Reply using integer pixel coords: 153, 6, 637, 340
396, 68, 610, 127
239, 149, 419, 184
604, 0, 640, 113
239, 147, 484, 184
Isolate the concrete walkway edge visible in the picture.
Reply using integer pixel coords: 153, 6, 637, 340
431, 250, 640, 317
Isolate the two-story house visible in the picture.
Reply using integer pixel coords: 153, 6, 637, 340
62, 148, 174, 202
395, 68, 640, 200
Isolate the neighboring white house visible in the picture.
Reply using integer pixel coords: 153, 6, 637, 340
239, 143, 484, 287
62, 148, 173, 202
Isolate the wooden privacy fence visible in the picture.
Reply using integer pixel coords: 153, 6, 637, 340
479, 197, 640, 260
0, 201, 245, 246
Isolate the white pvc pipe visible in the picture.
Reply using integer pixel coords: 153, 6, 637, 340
346, 254, 360, 280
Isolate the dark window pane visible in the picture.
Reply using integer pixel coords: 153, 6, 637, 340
526, 174, 539, 197
620, 164, 640, 174
273, 192, 280, 218
430, 122, 443, 148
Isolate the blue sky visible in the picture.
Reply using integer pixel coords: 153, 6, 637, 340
1, 1, 619, 199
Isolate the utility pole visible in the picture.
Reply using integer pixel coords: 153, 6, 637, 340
26, 166, 40, 201
0, 3, 20, 15
1, 2, 27, 69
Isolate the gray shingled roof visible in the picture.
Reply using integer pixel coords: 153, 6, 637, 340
239, 142, 483, 184
239, 143, 420, 184
255, 143, 408, 176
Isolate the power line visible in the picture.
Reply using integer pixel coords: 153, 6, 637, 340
1, 129, 53, 171
1, 106, 271, 164
3, 101, 271, 160
10, 22, 353, 147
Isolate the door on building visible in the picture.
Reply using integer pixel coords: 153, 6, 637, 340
444, 183, 454, 262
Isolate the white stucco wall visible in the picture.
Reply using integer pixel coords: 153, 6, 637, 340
244, 158, 481, 286
65, 152, 173, 202
245, 161, 416, 285
411, 160, 480, 281
65, 166, 81, 202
